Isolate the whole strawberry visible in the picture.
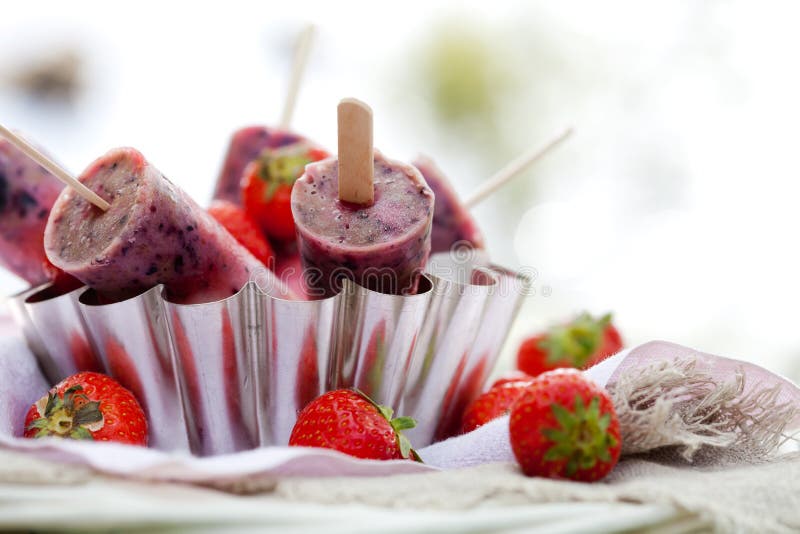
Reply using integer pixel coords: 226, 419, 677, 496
509, 369, 621, 481
24, 371, 148, 446
517, 312, 623, 377
288, 389, 417, 461
242, 143, 330, 242
462, 380, 532, 433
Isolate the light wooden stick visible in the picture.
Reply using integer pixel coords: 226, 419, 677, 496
278, 24, 316, 130
463, 127, 573, 209
0, 125, 110, 211
337, 98, 374, 205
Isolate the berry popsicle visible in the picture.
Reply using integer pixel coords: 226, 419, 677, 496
291, 99, 434, 297
0, 135, 72, 285
412, 156, 485, 254
45, 147, 293, 304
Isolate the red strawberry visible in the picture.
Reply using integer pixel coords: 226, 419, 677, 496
461, 380, 531, 433
489, 371, 534, 390
517, 312, 623, 377
241, 143, 329, 242
208, 200, 275, 267
24, 371, 148, 446
288, 389, 418, 461
509, 369, 621, 481
595, 323, 623, 366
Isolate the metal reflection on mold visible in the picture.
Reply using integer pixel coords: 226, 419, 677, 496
79, 286, 189, 453
10, 256, 528, 455
165, 284, 256, 456
262, 287, 337, 446
7, 284, 51, 378
19, 283, 97, 383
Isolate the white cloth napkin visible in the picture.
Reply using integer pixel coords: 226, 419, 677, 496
2, 336, 798, 480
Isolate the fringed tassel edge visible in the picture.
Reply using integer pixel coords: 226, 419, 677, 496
609, 357, 798, 462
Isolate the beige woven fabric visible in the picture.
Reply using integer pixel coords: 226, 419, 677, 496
274, 455, 800, 533
1, 448, 797, 533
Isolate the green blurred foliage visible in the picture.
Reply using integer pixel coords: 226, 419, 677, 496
418, 23, 517, 136
392, 14, 575, 223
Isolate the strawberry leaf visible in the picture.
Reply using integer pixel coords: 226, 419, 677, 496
390, 416, 417, 432
398, 434, 413, 459
26, 418, 48, 431
538, 312, 609, 368
73, 401, 103, 425
598, 413, 611, 433
377, 405, 394, 421
69, 427, 93, 440
551, 403, 575, 431
43, 393, 58, 417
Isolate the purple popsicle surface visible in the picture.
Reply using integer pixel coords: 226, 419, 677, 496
0, 136, 66, 285
291, 150, 434, 297
213, 126, 304, 205
45, 147, 293, 304
412, 156, 485, 255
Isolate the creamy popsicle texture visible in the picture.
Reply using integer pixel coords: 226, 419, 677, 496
45, 147, 292, 304
214, 126, 304, 205
0, 136, 66, 285
291, 150, 435, 297
412, 156, 485, 255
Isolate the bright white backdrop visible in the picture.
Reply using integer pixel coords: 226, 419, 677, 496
1, 1, 799, 379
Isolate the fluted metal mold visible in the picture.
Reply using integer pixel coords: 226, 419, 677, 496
7, 284, 51, 378
9, 256, 529, 455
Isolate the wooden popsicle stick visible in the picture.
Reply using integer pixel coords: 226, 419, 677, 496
337, 98, 374, 205
463, 127, 573, 209
278, 24, 316, 130
0, 124, 110, 211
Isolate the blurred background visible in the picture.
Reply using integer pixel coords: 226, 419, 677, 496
1, 0, 799, 379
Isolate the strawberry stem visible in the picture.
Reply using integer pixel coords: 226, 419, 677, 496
541, 395, 618, 476
539, 312, 612, 368
352, 388, 421, 461
26, 385, 102, 441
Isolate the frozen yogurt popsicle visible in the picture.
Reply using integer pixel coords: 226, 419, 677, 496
0, 136, 69, 285
213, 126, 304, 205
291, 150, 434, 297
412, 156, 485, 254
45, 147, 293, 304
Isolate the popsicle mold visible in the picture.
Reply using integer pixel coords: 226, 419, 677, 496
7, 254, 529, 455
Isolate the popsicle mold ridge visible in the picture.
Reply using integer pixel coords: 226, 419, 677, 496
7, 255, 529, 455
